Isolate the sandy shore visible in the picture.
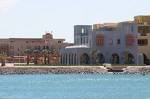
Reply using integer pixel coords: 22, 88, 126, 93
0, 66, 150, 75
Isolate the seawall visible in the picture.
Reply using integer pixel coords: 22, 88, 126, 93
0, 66, 107, 75
0, 66, 150, 75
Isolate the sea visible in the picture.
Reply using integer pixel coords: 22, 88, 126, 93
0, 74, 149, 99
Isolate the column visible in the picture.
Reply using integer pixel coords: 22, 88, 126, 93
72, 53, 74, 65
67, 54, 69, 65
62, 54, 65, 64
65, 53, 67, 65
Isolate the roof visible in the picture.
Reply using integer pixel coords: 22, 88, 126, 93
65, 45, 89, 49
9, 38, 42, 40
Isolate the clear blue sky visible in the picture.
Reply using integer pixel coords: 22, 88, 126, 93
0, 0, 150, 43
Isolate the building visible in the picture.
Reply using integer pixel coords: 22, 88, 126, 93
135, 16, 150, 65
92, 22, 138, 64
1, 15, 150, 65
60, 25, 93, 65
60, 16, 150, 65
0, 32, 72, 63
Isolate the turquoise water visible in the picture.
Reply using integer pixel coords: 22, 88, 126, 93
0, 74, 150, 99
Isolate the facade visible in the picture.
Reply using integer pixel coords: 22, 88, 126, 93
0, 32, 72, 63
1, 15, 150, 65
60, 16, 150, 65
135, 16, 150, 65
60, 25, 93, 65
92, 22, 138, 64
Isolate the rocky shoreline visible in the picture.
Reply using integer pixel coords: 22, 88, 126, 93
0, 66, 107, 75
0, 66, 150, 75
123, 66, 150, 74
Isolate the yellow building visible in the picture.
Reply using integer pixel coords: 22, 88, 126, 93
134, 15, 150, 25
135, 16, 150, 64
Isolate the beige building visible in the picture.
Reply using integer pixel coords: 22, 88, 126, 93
0, 32, 72, 56
135, 16, 150, 64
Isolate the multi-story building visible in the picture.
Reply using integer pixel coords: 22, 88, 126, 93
60, 16, 150, 65
0, 32, 71, 56
60, 25, 93, 65
135, 16, 150, 65
92, 22, 138, 64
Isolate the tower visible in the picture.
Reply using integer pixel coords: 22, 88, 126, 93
74, 25, 92, 46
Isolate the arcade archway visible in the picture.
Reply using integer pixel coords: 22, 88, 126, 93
80, 53, 90, 64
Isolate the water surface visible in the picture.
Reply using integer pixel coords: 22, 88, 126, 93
0, 74, 149, 99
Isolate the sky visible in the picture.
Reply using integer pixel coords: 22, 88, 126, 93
0, 0, 150, 43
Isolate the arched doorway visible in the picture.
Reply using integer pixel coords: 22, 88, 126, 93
143, 54, 150, 65
127, 53, 135, 64
111, 53, 119, 64
96, 53, 105, 64
80, 53, 90, 64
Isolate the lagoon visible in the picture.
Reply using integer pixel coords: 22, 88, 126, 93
0, 74, 149, 99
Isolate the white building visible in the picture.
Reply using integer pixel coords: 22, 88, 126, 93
60, 16, 150, 65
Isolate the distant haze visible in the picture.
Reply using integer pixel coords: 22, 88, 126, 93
0, 0, 150, 43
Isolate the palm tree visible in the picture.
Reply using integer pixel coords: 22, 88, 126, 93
47, 50, 51, 64
33, 49, 39, 65
42, 49, 49, 64
24, 48, 32, 65
48, 48, 56, 65
0, 52, 7, 66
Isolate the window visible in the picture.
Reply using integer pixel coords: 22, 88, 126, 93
10, 41, 14, 43
96, 35, 104, 46
117, 39, 120, 44
131, 26, 134, 32
126, 35, 135, 46
58, 41, 61, 43
26, 41, 29, 43
86, 37, 88, 43
83, 37, 85, 44
81, 28, 85, 34
138, 26, 150, 35
138, 39, 148, 46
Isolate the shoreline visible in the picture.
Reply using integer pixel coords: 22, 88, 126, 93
0, 66, 150, 75
0, 66, 107, 75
